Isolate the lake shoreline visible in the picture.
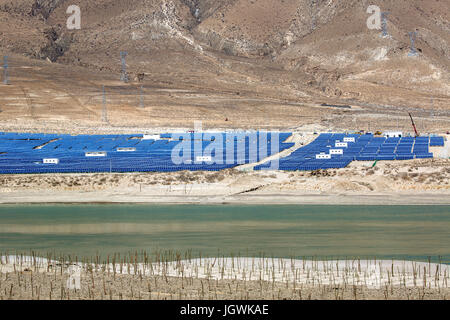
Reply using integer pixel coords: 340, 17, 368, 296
1, 191, 450, 205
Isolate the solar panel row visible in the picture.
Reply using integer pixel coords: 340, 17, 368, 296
0, 132, 444, 174
0, 132, 294, 174
255, 133, 442, 171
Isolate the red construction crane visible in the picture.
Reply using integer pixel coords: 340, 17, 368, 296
408, 112, 419, 137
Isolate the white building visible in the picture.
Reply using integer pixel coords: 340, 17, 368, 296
383, 131, 403, 138
330, 149, 344, 155
343, 137, 355, 143
116, 147, 136, 152
85, 152, 107, 157
335, 142, 348, 148
196, 156, 212, 162
43, 158, 59, 164
316, 153, 331, 160
143, 134, 160, 140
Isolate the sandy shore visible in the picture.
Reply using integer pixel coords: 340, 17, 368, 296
1, 256, 448, 300
2, 190, 450, 205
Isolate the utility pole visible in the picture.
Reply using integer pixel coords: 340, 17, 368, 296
3, 56, 9, 85
380, 12, 390, 38
139, 85, 144, 108
310, 0, 317, 31
120, 51, 129, 83
102, 85, 108, 123
431, 99, 434, 119
408, 31, 419, 57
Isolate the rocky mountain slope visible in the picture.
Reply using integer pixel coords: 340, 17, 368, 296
0, 0, 449, 131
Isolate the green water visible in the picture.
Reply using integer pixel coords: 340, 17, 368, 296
0, 205, 448, 263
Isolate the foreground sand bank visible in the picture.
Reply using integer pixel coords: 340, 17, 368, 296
1, 256, 448, 299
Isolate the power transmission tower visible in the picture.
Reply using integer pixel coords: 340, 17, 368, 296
120, 51, 129, 83
408, 31, 419, 57
380, 12, 390, 38
310, 0, 317, 31
430, 99, 435, 122
139, 85, 144, 108
3, 56, 9, 85
102, 85, 108, 123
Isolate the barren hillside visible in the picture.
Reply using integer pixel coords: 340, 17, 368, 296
0, 0, 449, 132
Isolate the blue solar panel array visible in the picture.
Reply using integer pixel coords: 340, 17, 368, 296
0, 132, 444, 174
429, 136, 445, 147
255, 133, 443, 171
0, 132, 294, 174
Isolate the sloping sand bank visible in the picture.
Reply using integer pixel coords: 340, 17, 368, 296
2, 256, 449, 290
